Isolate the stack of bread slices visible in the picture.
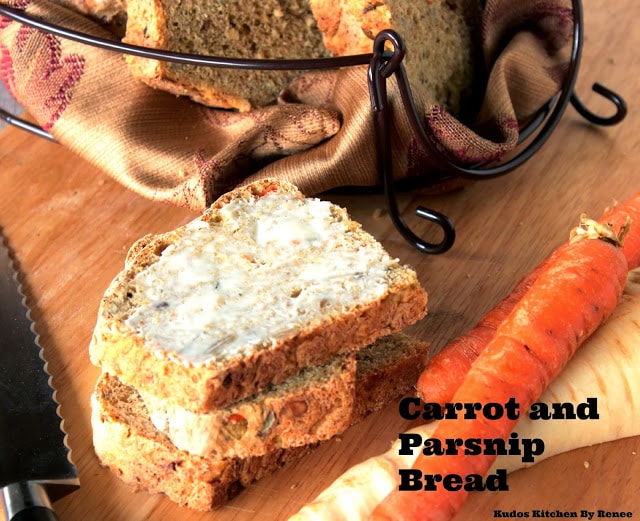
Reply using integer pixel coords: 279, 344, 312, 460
89, 178, 430, 510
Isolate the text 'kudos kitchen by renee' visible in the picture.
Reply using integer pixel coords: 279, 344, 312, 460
395, 397, 600, 492
494, 510, 633, 518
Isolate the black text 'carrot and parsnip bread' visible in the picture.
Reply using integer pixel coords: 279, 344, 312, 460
91, 332, 429, 511
89, 179, 428, 412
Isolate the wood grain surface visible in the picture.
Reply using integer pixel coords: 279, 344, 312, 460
1, 1, 639, 519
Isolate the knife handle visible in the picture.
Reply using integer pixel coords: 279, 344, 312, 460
10, 507, 59, 521
1, 482, 59, 521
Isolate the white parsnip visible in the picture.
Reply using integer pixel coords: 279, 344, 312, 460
290, 269, 640, 521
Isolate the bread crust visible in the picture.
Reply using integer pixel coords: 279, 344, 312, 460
89, 179, 428, 411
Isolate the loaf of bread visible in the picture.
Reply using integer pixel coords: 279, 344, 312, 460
310, 0, 484, 116
89, 179, 428, 412
123, 0, 483, 113
91, 332, 429, 511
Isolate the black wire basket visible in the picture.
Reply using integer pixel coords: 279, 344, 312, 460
0, 0, 627, 253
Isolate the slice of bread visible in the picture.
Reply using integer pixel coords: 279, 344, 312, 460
91, 333, 429, 511
123, 0, 331, 111
141, 352, 357, 459
89, 179, 428, 412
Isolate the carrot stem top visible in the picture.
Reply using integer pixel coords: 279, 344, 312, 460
570, 213, 630, 247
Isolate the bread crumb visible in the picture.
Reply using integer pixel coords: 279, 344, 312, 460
583, 460, 590, 469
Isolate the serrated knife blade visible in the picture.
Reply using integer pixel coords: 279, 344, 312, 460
0, 230, 79, 521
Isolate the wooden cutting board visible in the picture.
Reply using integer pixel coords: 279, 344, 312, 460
1, 1, 639, 519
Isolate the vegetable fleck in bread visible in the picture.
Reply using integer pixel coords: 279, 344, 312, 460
123, 0, 483, 114
91, 332, 429, 511
89, 179, 428, 412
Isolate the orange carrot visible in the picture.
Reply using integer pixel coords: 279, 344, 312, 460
371, 218, 629, 521
416, 193, 639, 406
415, 253, 557, 405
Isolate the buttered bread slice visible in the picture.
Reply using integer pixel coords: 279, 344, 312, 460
89, 179, 428, 411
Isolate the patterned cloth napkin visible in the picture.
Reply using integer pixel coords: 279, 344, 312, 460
0, 0, 572, 212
